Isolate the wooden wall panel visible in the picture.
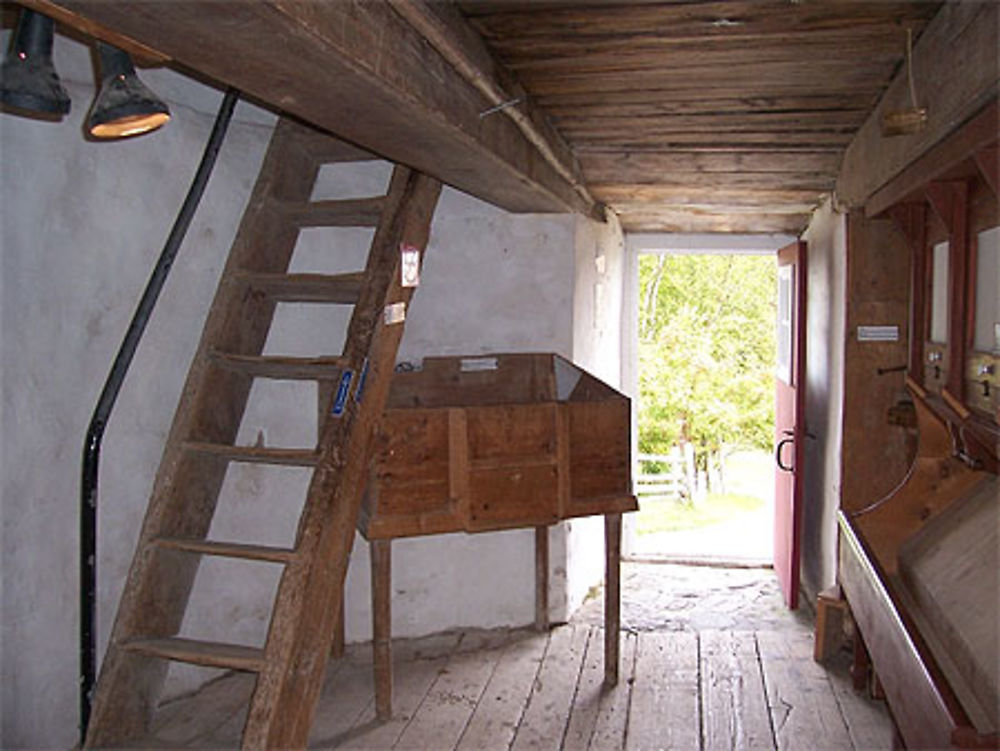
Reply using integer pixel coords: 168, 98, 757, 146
840, 212, 916, 512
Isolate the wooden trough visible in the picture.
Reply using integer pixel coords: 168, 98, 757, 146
359, 352, 637, 540
838, 380, 998, 749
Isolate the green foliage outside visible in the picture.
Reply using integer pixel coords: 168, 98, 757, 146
638, 254, 776, 490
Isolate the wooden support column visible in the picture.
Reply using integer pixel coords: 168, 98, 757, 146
534, 526, 549, 632
925, 180, 971, 401
320, 378, 346, 660
813, 585, 848, 663
604, 512, 622, 686
888, 203, 929, 382
371, 538, 392, 720
851, 631, 872, 693
974, 144, 999, 197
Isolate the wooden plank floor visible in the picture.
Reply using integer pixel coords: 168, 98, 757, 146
144, 623, 891, 750
141, 564, 892, 749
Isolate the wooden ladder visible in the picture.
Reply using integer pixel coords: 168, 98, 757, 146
84, 117, 442, 749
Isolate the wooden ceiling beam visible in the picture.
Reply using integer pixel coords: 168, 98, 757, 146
865, 100, 998, 217
616, 209, 811, 235
22, 0, 592, 218
386, 0, 599, 219
838, 2, 998, 208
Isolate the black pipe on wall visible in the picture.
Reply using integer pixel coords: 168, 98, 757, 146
80, 87, 240, 740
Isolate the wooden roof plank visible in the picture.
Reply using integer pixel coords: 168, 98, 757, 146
462, 0, 939, 40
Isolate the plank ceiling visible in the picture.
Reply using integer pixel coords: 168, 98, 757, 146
458, 0, 943, 233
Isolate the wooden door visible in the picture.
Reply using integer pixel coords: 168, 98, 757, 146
774, 241, 807, 609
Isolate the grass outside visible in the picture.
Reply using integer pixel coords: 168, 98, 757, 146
636, 492, 765, 535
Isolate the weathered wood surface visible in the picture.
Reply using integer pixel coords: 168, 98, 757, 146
626, 631, 700, 751
25, 0, 977, 233
603, 513, 621, 687
757, 630, 855, 750
394, 630, 510, 750
896, 477, 999, 734
582, 632, 637, 751
86, 116, 443, 750
459, 0, 940, 233
364, 353, 636, 540
370, 539, 393, 721
839, 211, 914, 515
866, 101, 999, 218
838, 514, 967, 751
22, 0, 589, 217
456, 631, 548, 751
701, 630, 773, 751
534, 526, 549, 632
139, 621, 893, 750
83, 119, 325, 748
838, 2, 999, 207
335, 632, 463, 750
511, 625, 590, 751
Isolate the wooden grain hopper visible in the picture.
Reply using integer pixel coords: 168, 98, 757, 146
359, 352, 637, 540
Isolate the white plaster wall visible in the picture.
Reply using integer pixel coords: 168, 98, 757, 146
0, 30, 586, 747
0, 32, 277, 748
799, 198, 847, 599
566, 210, 627, 612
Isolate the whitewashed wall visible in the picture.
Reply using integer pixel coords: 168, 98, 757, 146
0, 30, 621, 748
566, 211, 627, 611
799, 198, 848, 600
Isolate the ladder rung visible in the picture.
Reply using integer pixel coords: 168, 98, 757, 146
279, 197, 385, 227
184, 442, 319, 466
236, 272, 365, 303
210, 350, 347, 380
153, 537, 298, 563
121, 637, 265, 672
292, 131, 379, 163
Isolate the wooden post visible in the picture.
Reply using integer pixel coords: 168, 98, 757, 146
330, 593, 345, 660
604, 512, 622, 686
320, 378, 346, 660
813, 585, 847, 663
534, 525, 549, 632
925, 180, 970, 401
371, 538, 392, 720
851, 631, 871, 693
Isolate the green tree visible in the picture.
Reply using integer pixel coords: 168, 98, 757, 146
638, 254, 776, 492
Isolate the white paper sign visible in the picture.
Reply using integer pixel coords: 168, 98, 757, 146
460, 357, 499, 372
857, 325, 899, 342
400, 244, 420, 288
384, 302, 406, 325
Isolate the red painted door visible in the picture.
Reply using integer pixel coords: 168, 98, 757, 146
774, 241, 807, 609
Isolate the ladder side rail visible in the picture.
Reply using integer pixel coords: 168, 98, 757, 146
84, 120, 322, 748
244, 169, 442, 749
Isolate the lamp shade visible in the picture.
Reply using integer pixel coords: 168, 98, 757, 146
87, 42, 169, 138
0, 9, 71, 116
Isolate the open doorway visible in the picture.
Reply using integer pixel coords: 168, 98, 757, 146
628, 245, 780, 565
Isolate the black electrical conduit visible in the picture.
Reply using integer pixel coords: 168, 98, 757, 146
80, 87, 240, 741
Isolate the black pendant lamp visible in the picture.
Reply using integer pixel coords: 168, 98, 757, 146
0, 9, 71, 117
87, 41, 170, 138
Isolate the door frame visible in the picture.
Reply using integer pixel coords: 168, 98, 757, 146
620, 233, 799, 559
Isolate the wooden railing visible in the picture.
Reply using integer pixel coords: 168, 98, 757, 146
635, 452, 691, 501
